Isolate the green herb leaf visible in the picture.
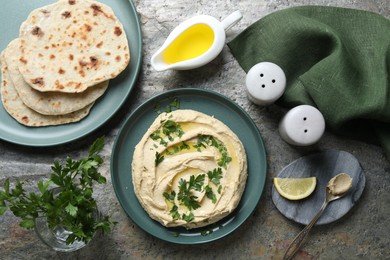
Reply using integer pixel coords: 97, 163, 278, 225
19, 218, 35, 229
189, 174, 205, 192
150, 130, 168, 146
155, 152, 164, 166
163, 191, 176, 202
65, 203, 78, 217
169, 98, 180, 111
89, 136, 105, 156
150, 130, 161, 141
193, 135, 231, 168
201, 228, 214, 236
162, 120, 184, 139
177, 176, 204, 211
37, 180, 53, 194
170, 205, 180, 221
163, 191, 180, 221
207, 168, 223, 185
4, 179, 10, 195
11, 182, 24, 197
97, 176, 106, 184
205, 185, 217, 204
0, 205, 7, 215
154, 103, 162, 114
182, 212, 194, 222
163, 98, 180, 113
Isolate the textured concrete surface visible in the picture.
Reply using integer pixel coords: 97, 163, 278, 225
1, 0, 389, 259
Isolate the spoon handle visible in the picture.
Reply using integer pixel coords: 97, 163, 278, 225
283, 200, 329, 260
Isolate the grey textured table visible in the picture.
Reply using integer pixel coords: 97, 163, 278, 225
1, 0, 389, 259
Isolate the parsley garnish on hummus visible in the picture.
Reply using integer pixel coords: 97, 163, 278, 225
163, 168, 223, 222
194, 135, 232, 169
151, 120, 184, 150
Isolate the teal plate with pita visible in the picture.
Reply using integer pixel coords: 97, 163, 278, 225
111, 88, 267, 244
0, 0, 142, 146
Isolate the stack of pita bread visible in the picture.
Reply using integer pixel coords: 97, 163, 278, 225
0, 0, 130, 127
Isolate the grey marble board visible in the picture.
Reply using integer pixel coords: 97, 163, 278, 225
272, 150, 365, 225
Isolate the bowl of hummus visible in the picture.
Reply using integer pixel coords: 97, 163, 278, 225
132, 109, 247, 229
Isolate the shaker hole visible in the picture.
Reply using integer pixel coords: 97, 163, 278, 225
303, 117, 307, 121
272, 79, 276, 83
262, 84, 266, 88
260, 73, 264, 77
304, 129, 308, 133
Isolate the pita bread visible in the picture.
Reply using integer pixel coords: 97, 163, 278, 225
18, 0, 130, 93
4, 38, 108, 115
1, 52, 93, 127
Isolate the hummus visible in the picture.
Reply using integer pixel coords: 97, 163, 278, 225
132, 109, 247, 229
327, 173, 352, 196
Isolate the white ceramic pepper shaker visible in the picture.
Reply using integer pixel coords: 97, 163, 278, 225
279, 105, 325, 146
245, 62, 286, 105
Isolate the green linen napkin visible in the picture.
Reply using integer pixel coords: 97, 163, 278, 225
228, 6, 390, 160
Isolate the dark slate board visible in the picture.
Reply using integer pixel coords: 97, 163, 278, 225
272, 150, 365, 225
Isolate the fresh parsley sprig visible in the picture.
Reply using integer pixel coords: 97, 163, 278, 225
207, 168, 223, 185
154, 98, 180, 114
177, 175, 204, 211
155, 152, 164, 166
0, 136, 116, 245
162, 120, 184, 142
151, 120, 184, 148
163, 168, 224, 222
194, 135, 232, 169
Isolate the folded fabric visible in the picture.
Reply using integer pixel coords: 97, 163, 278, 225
228, 6, 390, 161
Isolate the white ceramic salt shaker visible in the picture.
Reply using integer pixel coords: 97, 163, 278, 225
245, 62, 286, 105
279, 105, 325, 146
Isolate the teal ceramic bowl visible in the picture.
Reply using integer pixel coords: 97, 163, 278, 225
111, 88, 267, 244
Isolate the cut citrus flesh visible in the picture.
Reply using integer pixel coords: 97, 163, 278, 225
274, 177, 317, 200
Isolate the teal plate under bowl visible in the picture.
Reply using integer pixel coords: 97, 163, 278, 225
111, 88, 267, 244
0, 0, 142, 146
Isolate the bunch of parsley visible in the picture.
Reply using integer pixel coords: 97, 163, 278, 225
0, 136, 116, 245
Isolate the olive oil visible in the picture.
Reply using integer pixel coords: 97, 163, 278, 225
163, 24, 214, 64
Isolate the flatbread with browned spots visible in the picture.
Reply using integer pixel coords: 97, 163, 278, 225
4, 38, 108, 115
18, 0, 130, 93
1, 52, 93, 127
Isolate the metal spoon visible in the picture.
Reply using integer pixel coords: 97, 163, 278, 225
283, 173, 353, 260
